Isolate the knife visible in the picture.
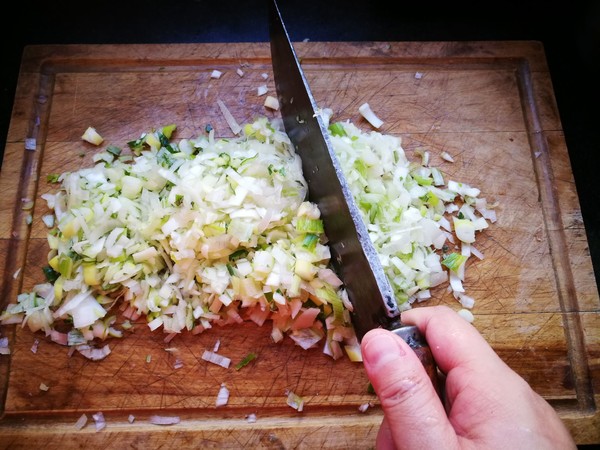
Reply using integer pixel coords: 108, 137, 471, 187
268, 0, 438, 388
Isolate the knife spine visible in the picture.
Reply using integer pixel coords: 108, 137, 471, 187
268, 0, 401, 339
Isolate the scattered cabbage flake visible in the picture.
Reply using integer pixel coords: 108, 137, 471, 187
81, 126, 104, 145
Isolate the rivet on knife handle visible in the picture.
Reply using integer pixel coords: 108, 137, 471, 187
392, 325, 439, 394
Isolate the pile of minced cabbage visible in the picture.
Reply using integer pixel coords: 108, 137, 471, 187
0, 115, 494, 361
323, 111, 496, 313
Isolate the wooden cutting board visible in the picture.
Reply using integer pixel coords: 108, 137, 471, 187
0, 42, 598, 447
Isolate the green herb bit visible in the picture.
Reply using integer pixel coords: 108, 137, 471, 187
296, 217, 324, 234
167, 143, 180, 154
367, 382, 375, 395
442, 252, 467, 272
127, 138, 145, 155
226, 263, 236, 276
42, 265, 60, 282
217, 153, 231, 167
156, 148, 175, 167
106, 145, 122, 157
46, 173, 61, 183
57, 253, 74, 278
268, 164, 286, 176
229, 249, 248, 261
302, 233, 319, 250
161, 124, 177, 139
158, 132, 170, 147
413, 174, 433, 186
235, 352, 257, 370
328, 122, 347, 137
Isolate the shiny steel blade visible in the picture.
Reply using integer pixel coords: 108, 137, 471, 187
268, 0, 401, 340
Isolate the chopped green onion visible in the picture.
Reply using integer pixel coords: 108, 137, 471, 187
57, 254, 74, 278
229, 249, 248, 261
413, 173, 433, 186
106, 145, 122, 157
328, 122, 347, 137
161, 124, 177, 139
235, 352, 257, 370
302, 233, 319, 251
42, 266, 59, 283
296, 217, 324, 234
442, 253, 467, 272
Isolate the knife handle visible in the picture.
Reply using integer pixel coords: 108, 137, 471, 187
392, 325, 440, 396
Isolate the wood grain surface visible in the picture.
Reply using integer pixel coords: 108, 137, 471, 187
0, 42, 598, 447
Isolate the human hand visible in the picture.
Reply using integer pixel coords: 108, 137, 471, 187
360, 305, 576, 449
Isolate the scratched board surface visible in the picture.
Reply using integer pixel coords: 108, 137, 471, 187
0, 42, 598, 447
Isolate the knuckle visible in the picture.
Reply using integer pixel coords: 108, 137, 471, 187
377, 373, 428, 411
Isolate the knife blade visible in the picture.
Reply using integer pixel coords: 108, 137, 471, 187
268, 0, 437, 386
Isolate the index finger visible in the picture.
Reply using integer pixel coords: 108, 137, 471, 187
361, 328, 458, 449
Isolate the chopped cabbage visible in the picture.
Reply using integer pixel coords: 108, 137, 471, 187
1, 113, 494, 360
325, 112, 494, 309
1, 118, 358, 359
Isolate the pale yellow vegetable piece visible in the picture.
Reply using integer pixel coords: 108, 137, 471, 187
81, 126, 104, 145
264, 95, 280, 110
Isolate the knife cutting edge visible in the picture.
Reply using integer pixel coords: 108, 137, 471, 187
268, 0, 438, 389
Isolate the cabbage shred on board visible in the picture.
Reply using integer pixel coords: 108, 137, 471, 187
0, 114, 494, 360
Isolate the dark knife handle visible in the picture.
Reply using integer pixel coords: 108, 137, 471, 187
392, 325, 440, 396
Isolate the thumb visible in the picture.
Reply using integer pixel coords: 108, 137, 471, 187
361, 329, 458, 450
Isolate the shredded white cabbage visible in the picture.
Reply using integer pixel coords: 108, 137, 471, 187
149, 415, 180, 425
74, 413, 88, 430
325, 111, 495, 310
1, 113, 494, 360
215, 383, 230, 406
92, 411, 106, 432
1, 118, 359, 360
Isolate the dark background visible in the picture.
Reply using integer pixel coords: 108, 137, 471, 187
0, 0, 598, 446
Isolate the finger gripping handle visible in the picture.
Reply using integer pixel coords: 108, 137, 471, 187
392, 325, 439, 396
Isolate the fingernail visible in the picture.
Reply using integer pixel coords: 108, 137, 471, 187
363, 331, 407, 369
